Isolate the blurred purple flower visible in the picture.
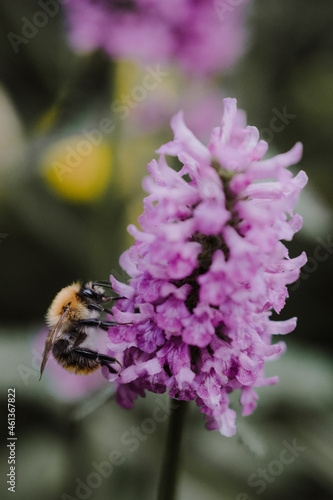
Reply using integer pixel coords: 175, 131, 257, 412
122, 77, 226, 141
61, 0, 249, 75
105, 98, 307, 436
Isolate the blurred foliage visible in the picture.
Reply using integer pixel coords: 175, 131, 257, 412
0, 1, 333, 500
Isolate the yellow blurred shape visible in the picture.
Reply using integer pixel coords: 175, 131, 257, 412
41, 135, 113, 202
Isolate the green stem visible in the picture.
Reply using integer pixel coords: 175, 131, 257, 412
157, 399, 188, 500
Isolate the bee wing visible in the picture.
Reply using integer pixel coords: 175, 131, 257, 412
39, 307, 69, 380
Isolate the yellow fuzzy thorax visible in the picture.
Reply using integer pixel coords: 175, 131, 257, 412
46, 282, 90, 327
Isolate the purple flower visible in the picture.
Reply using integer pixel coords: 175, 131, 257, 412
105, 98, 307, 436
61, 0, 249, 75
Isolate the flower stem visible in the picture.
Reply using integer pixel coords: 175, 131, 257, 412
157, 399, 188, 500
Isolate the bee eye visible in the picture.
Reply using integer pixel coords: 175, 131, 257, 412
82, 288, 94, 298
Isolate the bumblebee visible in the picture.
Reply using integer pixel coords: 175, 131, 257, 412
40, 281, 125, 379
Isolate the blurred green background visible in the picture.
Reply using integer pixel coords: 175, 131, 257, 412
1, 1, 333, 499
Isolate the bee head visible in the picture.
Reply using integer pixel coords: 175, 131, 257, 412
80, 283, 105, 303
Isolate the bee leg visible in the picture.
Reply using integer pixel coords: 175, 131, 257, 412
77, 318, 132, 331
88, 303, 114, 315
74, 348, 122, 374
98, 353, 123, 374
77, 318, 118, 331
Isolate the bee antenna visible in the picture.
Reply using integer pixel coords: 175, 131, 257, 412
102, 296, 126, 302
92, 281, 114, 289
